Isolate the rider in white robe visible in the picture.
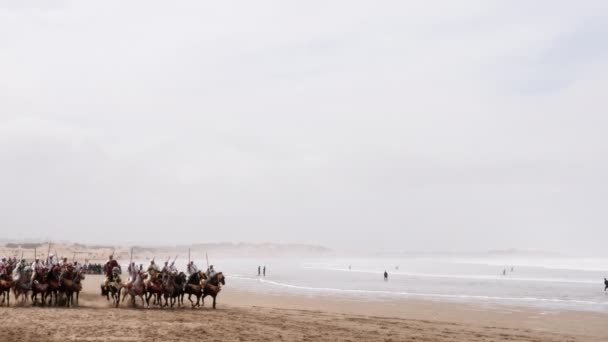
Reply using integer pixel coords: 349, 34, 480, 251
12, 259, 26, 282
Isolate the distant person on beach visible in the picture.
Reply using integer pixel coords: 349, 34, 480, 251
604, 278, 608, 291
258, 265, 261, 276
502, 269, 506, 276
263, 266, 266, 277
511, 267, 514, 272
384, 270, 388, 281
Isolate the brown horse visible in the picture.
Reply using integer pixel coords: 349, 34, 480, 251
122, 273, 146, 308
202, 272, 225, 309
145, 280, 164, 307
60, 266, 81, 307
0, 273, 13, 307
73, 269, 85, 306
31, 267, 49, 306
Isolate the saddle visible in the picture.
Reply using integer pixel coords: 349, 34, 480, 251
148, 281, 162, 292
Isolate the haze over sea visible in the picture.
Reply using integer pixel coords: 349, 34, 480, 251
192, 254, 608, 313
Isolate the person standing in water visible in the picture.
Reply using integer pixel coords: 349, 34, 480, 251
263, 266, 266, 277
258, 265, 261, 276
604, 278, 608, 291
384, 270, 388, 281
502, 269, 506, 276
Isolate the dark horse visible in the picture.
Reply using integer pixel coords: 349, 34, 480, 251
46, 265, 62, 306
31, 267, 49, 306
184, 271, 206, 308
202, 272, 225, 309
162, 272, 187, 308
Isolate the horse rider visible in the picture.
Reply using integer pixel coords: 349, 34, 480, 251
161, 261, 171, 282
169, 261, 178, 275
147, 260, 160, 283
12, 259, 27, 282
0, 256, 6, 276
103, 255, 120, 286
127, 262, 138, 285
60, 257, 70, 269
207, 265, 216, 279
148, 260, 160, 273
186, 261, 199, 283
47, 254, 58, 267
30, 257, 45, 281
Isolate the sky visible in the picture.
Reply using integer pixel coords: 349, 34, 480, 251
1, 1, 607, 254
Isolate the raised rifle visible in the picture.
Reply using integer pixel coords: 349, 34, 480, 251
46, 243, 51, 265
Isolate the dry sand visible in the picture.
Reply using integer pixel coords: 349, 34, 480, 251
1, 275, 606, 341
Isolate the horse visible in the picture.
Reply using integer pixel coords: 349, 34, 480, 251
73, 268, 85, 306
12, 266, 33, 304
161, 272, 175, 308
100, 267, 122, 308
172, 272, 187, 307
60, 265, 81, 307
184, 271, 207, 308
46, 265, 63, 306
202, 272, 225, 309
162, 272, 187, 308
31, 267, 49, 306
145, 271, 164, 308
0, 272, 13, 307
122, 272, 146, 308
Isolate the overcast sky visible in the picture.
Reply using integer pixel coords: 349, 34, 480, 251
1, 1, 607, 254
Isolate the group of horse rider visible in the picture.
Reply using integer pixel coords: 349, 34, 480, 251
0, 254, 86, 283
103, 254, 216, 287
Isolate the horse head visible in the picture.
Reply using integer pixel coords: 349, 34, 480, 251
217, 272, 225, 285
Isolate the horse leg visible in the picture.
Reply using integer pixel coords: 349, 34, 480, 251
212, 295, 216, 309
115, 288, 120, 308
187, 293, 195, 308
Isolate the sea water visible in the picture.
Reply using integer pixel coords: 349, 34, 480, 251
201, 256, 608, 313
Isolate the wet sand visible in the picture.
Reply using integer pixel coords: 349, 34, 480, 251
0, 275, 606, 341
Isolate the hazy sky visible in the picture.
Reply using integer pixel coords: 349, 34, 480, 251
1, 1, 607, 254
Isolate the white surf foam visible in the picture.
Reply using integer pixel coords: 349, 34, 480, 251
230, 275, 608, 308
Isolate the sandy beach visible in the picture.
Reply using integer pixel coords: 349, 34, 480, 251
1, 274, 606, 342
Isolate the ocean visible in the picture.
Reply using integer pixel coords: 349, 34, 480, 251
200, 255, 608, 313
